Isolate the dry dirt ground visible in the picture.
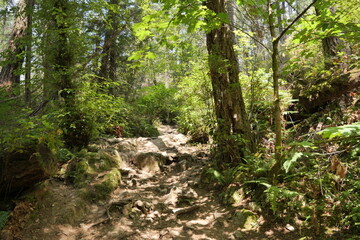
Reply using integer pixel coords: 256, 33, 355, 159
1, 126, 323, 240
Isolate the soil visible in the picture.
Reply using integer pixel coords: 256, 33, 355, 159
0, 126, 349, 240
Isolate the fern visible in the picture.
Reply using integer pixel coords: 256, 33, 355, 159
0, 211, 10, 229
264, 185, 302, 215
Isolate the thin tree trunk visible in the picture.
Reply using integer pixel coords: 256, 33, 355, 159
268, 0, 319, 183
268, 2, 282, 184
206, 0, 254, 167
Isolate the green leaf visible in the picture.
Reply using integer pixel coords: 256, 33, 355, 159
318, 122, 360, 139
283, 152, 303, 173
217, 12, 229, 24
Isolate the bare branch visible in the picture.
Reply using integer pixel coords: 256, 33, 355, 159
276, 0, 319, 43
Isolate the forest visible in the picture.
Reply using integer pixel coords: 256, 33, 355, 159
0, 0, 359, 239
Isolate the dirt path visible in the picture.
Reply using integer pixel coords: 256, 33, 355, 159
2, 126, 304, 240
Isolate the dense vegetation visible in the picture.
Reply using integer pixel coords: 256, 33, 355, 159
0, 0, 359, 238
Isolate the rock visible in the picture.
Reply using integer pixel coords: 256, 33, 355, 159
106, 138, 123, 144
133, 152, 169, 174
98, 149, 123, 168
116, 140, 137, 153
179, 188, 198, 202
172, 153, 194, 162
83, 168, 122, 201
285, 223, 295, 231
233, 209, 258, 230
173, 160, 191, 172
0, 141, 58, 196
230, 188, 245, 206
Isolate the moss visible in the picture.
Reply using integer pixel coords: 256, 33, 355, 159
82, 168, 121, 202
76, 149, 122, 172
233, 209, 258, 230
97, 150, 122, 170
59, 199, 88, 225
66, 159, 93, 188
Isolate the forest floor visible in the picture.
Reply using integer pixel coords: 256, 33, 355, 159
0, 126, 345, 240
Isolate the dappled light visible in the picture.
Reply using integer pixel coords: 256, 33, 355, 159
0, 0, 359, 239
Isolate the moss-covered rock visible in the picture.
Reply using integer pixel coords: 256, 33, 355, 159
82, 168, 121, 202
233, 209, 258, 230
66, 159, 93, 188
98, 150, 122, 169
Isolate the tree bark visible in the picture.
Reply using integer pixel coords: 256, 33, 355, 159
24, 0, 35, 106
267, 0, 318, 183
0, 0, 28, 89
41, 0, 91, 148
98, 0, 120, 90
268, 2, 282, 184
206, 0, 254, 167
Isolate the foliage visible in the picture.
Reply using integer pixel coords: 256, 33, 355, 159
175, 58, 215, 141
278, 122, 360, 229
135, 83, 179, 124
318, 122, 360, 139
0, 211, 10, 230
0, 108, 63, 155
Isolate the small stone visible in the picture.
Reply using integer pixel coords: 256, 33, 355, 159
285, 224, 295, 231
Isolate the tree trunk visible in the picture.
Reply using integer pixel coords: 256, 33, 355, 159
24, 0, 35, 106
0, 0, 28, 89
268, 2, 282, 184
41, 0, 91, 148
98, 0, 120, 90
206, 0, 254, 167
315, 5, 342, 69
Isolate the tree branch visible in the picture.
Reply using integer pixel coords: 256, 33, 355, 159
276, 0, 319, 43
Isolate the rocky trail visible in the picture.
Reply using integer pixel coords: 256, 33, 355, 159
1, 126, 304, 240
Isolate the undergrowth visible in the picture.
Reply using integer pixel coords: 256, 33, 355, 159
207, 115, 359, 236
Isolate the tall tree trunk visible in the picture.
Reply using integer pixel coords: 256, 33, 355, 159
206, 0, 254, 167
268, 1, 282, 184
0, 0, 28, 89
41, 0, 91, 148
24, 0, 35, 106
98, 0, 120, 90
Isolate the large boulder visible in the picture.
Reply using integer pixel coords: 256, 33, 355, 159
0, 142, 57, 197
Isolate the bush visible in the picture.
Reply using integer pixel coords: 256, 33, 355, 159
175, 59, 215, 142
135, 83, 179, 124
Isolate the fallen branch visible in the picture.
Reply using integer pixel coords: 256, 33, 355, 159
172, 205, 200, 217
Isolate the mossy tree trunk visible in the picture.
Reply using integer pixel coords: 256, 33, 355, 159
268, 1, 282, 184
206, 0, 254, 167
